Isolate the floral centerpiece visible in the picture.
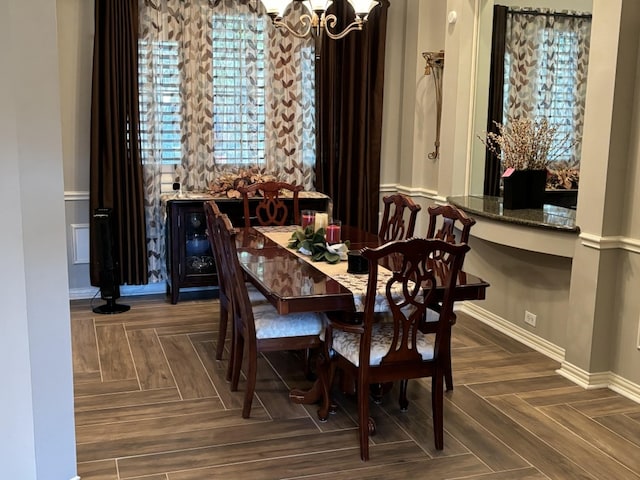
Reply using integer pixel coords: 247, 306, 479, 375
207, 166, 276, 198
288, 226, 349, 264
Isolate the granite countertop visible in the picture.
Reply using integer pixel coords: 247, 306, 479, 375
447, 195, 579, 233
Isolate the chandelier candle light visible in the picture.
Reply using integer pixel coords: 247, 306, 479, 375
260, 0, 380, 39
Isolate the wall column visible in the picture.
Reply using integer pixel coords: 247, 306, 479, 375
1, 0, 78, 478
561, 0, 640, 383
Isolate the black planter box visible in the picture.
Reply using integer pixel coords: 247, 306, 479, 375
545, 189, 578, 209
502, 169, 547, 210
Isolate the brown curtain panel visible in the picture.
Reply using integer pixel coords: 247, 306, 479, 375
315, 0, 389, 233
90, 0, 148, 286
484, 4, 507, 197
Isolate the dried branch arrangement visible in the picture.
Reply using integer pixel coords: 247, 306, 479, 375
479, 116, 575, 171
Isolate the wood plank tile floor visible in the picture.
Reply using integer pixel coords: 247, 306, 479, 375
71, 295, 640, 479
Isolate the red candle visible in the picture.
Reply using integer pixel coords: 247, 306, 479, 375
301, 210, 315, 228
326, 223, 341, 244
302, 214, 315, 228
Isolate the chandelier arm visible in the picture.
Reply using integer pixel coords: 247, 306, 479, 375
273, 13, 315, 39
322, 13, 364, 40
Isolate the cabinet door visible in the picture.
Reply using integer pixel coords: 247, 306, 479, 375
180, 206, 217, 282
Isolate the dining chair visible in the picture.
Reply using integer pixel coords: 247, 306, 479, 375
212, 212, 325, 418
319, 238, 470, 460
378, 193, 422, 242
422, 203, 476, 391
370, 193, 423, 402
426, 203, 476, 244
204, 200, 267, 365
237, 181, 303, 228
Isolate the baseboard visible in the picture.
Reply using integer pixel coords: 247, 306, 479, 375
555, 361, 609, 389
460, 301, 640, 404
69, 283, 166, 300
458, 301, 565, 362
609, 372, 640, 404
556, 362, 640, 404
68, 287, 100, 300
69, 476, 81, 480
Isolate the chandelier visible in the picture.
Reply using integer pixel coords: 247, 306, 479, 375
259, 0, 380, 40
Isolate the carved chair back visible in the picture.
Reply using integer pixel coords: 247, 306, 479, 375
204, 200, 231, 361
426, 204, 476, 245
237, 181, 303, 228
323, 238, 470, 460
378, 194, 422, 242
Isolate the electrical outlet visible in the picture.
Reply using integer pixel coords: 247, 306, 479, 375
524, 310, 537, 327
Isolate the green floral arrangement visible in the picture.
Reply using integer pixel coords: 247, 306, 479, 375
288, 226, 349, 264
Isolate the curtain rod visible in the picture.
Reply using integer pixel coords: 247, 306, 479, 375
507, 9, 592, 20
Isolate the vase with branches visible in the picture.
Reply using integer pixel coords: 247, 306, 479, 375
479, 116, 577, 209
479, 116, 575, 172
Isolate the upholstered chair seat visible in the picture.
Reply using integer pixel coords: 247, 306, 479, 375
252, 303, 324, 340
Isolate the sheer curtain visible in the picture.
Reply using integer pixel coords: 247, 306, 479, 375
265, 2, 316, 187
139, 0, 315, 283
503, 8, 591, 166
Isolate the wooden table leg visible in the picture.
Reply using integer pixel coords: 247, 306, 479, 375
289, 351, 336, 421
289, 380, 322, 405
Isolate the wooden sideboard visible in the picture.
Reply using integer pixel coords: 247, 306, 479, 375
165, 193, 330, 304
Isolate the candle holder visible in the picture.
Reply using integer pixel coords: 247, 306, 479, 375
301, 209, 316, 229
314, 212, 329, 231
326, 219, 342, 245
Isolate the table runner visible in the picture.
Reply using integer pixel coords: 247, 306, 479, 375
254, 226, 406, 313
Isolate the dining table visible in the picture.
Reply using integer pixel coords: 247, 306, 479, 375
235, 224, 489, 313
234, 224, 490, 406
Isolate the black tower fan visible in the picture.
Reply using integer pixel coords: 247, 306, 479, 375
92, 208, 130, 314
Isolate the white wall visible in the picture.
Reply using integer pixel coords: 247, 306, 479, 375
59, 0, 94, 297
380, 0, 448, 236
2, 0, 77, 478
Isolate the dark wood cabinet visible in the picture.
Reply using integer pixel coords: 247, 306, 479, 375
165, 193, 330, 303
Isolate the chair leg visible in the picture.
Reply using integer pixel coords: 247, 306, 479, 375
432, 369, 444, 450
358, 378, 370, 461
399, 379, 409, 411
225, 314, 236, 382
316, 351, 332, 422
370, 383, 384, 404
216, 304, 228, 361
230, 334, 244, 391
444, 326, 454, 391
242, 347, 258, 419
444, 355, 453, 392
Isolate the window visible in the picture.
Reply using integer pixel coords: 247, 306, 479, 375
138, 13, 266, 168
211, 13, 265, 165
534, 28, 580, 165
139, 40, 182, 165
503, 26, 583, 166
484, 8, 591, 199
